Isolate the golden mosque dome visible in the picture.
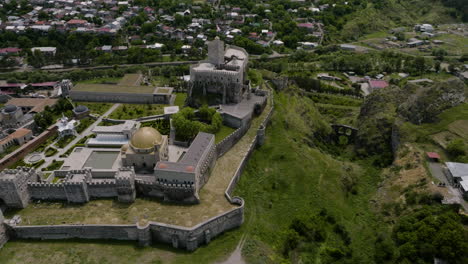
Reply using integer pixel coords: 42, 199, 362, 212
130, 127, 163, 149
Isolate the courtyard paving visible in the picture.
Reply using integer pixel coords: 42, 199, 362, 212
8, 96, 272, 228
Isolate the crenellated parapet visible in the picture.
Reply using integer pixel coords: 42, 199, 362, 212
0, 167, 39, 209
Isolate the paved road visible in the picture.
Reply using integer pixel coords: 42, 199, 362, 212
38, 103, 120, 171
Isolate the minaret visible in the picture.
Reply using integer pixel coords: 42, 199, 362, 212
208, 37, 224, 67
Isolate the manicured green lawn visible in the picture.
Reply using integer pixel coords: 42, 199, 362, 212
108, 104, 167, 120
42, 160, 64, 171
44, 147, 58, 157
76, 117, 95, 134
174, 92, 187, 108
55, 135, 76, 148
77, 77, 121, 84
77, 102, 113, 115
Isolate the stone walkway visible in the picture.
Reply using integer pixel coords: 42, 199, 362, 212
37, 104, 121, 171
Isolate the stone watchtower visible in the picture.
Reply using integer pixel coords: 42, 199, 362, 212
63, 170, 92, 203
0, 167, 39, 209
208, 37, 224, 67
115, 167, 136, 203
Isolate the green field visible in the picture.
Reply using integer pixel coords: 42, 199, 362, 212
77, 77, 122, 84
77, 102, 113, 115
233, 91, 383, 263
432, 33, 468, 56
108, 104, 167, 120
400, 103, 468, 143
0, 233, 241, 264
118, 74, 142, 86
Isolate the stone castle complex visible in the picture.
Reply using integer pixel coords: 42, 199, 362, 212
189, 38, 249, 104
0, 126, 216, 206
0, 40, 273, 251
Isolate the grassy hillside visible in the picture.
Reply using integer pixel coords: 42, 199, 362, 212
337, 0, 459, 41
234, 90, 386, 263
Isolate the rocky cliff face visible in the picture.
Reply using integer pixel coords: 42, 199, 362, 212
355, 85, 407, 165
355, 78, 467, 164
398, 78, 466, 124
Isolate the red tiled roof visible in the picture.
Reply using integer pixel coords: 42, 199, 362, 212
30, 82, 58, 87
298, 23, 314, 28
427, 152, 441, 159
0, 128, 32, 145
0, 47, 22, 54
67, 19, 87, 25
0, 83, 26, 88
368, 80, 389, 89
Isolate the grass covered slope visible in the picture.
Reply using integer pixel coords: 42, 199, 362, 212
338, 0, 459, 41
234, 90, 384, 263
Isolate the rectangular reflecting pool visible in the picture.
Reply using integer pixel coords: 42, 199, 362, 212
83, 151, 119, 169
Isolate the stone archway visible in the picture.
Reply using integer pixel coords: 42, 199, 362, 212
331, 124, 358, 143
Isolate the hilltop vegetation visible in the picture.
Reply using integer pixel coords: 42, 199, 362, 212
355, 78, 467, 166
235, 89, 384, 263
233, 75, 468, 263
326, 0, 465, 41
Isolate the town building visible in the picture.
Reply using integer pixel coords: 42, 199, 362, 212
69, 74, 174, 104
368, 79, 389, 93
0, 129, 33, 154
57, 116, 77, 138
444, 162, 468, 193
72, 105, 90, 119
86, 120, 139, 147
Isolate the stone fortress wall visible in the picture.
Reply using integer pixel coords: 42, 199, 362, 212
27, 168, 136, 203
70, 91, 156, 104
1, 92, 274, 251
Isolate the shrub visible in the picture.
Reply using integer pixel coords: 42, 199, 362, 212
447, 139, 465, 158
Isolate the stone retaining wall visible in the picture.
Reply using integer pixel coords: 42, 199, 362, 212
8, 205, 244, 251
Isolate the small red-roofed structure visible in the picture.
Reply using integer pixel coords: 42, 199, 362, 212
427, 152, 441, 162
368, 79, 389, 92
